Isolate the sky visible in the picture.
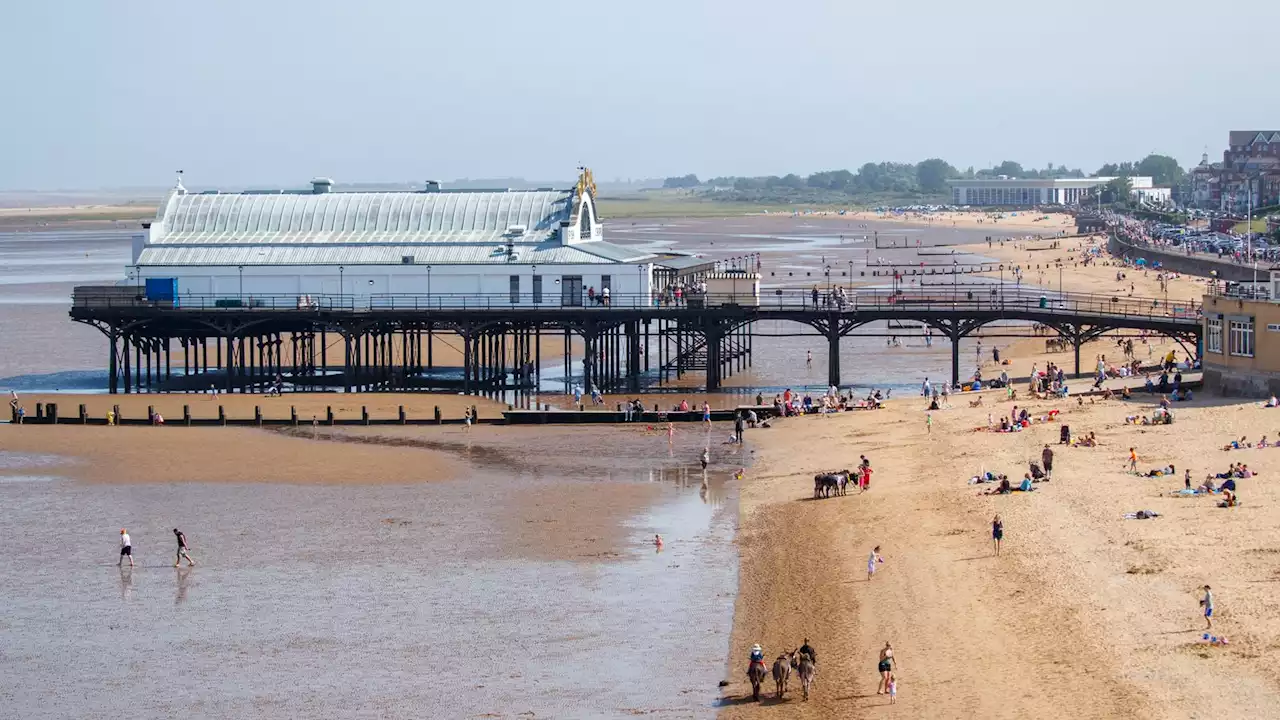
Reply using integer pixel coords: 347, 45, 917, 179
3, 0, 1279, 191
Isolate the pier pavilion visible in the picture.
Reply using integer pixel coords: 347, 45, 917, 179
130, 170, 669, 307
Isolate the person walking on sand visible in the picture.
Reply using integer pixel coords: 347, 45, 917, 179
118, 529, 133, 568
1201, 585, 1214, 629
173, 528, 195, 567
992, 514, 1004, 556
806, 349, 813, 370
700, 448, 709, 471
867, 546, 884, 581
1042, 444, 1054, 478
702, 401, 711, 427
888, 673, 897, 704
925, 412, 932, 434
667, 421, 674, 445
1128, 447, 1138, 473
877, 642, 895, 694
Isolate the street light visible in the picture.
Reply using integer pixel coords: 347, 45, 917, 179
237, 265, 244, 300
339, 265, 345, 300
425, 264, 432, 304
636, 263, 645, 307
530, 264, 537, 307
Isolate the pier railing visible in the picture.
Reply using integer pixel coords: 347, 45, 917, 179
70, 287, 1201, 323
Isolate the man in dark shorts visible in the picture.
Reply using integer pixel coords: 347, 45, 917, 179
173, 528, 195, 567
1042, 445, 1054, 478
118, 529, 133, 568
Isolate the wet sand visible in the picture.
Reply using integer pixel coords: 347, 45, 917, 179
0, 424, 741, 718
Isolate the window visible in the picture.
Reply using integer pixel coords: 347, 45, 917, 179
532, 274, 543, 304
601, 275, 611, 291
509, 275, 520, 304
1229, 317, 1254, 357
1206, 316, 1223, 353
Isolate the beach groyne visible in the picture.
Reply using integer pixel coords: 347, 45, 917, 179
8, 401, 777, 427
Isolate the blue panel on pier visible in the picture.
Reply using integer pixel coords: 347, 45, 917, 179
145, 278, 178, 301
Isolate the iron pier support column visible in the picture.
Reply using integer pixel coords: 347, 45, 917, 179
950, 329, 961, 388
705, 324, 723, 391
108, 330, 119, 394
828, 325, 841, 388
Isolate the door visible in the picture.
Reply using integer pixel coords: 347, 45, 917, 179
561, 275, 582, 307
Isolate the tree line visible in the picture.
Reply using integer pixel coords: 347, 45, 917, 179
661, 154, 1186, 201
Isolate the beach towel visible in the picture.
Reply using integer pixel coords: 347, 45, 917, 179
1123, 510, 1161, 519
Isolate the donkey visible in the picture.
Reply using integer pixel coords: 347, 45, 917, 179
792, 650, 816, 701
747, 656, 769, 702
772, 651, 793, 699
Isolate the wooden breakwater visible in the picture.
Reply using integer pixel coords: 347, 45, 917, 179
8, 402, 779, 427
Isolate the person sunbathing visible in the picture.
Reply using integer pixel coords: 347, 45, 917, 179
1146, 464, 1175, 477
1266, 395, 1279, 408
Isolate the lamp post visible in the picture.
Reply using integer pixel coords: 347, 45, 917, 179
237, 265, 244, 301
338, 265, 345, 302
636, 263, 645, 307
847, 259, 853, 291
530, 264, 537, 307
824, 265, 831, 304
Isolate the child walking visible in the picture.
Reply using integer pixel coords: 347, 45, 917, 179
888, 673, 897, 704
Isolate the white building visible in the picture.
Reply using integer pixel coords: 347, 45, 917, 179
130, 171, 668, 308
948, 176, 1164, 207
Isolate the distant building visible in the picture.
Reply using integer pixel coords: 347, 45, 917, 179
947, 177, 1167, 207
1188, 132, 1280, 212
130, 170, 681, 307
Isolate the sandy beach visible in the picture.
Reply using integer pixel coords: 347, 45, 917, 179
720, 383, 1280, 718
716, 238, 1280, 716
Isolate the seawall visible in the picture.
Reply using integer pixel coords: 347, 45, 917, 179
1108, 233, 1259, 282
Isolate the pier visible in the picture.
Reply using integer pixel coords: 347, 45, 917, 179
70, 286, 1202, 394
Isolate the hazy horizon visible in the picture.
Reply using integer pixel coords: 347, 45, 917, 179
3, 0, 1278, 192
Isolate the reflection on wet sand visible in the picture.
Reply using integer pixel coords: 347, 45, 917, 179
2, 426, 739, 718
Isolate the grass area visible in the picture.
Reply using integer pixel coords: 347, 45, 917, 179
1231, 217, 1272, 234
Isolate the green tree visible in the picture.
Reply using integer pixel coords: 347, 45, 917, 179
807, 169, 855, 191
993, 160, 1024, 178
661, 174, 700, 189
1135, 154, 1185, 186
916, 158, 958, 193
1103, 176, 1133, 204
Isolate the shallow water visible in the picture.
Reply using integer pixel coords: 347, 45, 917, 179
0, 430, 739, 718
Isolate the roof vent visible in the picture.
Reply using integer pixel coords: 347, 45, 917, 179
424, 180, 441, 192
506, 225, 527, 237
311, 177, 334, 194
